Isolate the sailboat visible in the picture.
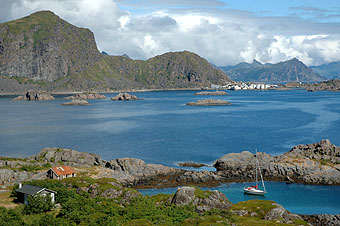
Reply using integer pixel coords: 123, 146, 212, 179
244, 149, 267, 195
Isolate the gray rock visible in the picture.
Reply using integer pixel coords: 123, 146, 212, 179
13, 90, 55, 101
301, 214, 340, 226
264, 203, 304, 224
171, 186, 196, 206
214, 140, 340, 185
34, 147, 103, 166
64, 93, 106, 100
111, 93, 142, 101
171, 186, 232, 214
62, 100, 90, 105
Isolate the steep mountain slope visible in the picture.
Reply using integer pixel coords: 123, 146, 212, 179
220, 58, 325, 82
311, 61, 340, 79
0, 10, 101, 82
0, 11, 230, 92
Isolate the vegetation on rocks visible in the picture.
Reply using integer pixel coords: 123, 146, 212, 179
0, 177, 311, 226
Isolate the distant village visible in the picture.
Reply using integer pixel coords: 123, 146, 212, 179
211, 82, 279, 90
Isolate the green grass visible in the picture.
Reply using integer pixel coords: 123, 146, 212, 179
230, 200, 276, 219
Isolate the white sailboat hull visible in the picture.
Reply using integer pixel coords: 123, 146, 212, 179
244, 187, 266, 195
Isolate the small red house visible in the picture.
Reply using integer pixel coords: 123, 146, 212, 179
47, 166, 76, 180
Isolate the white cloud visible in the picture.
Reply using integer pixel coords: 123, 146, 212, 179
1, 0, 340, 66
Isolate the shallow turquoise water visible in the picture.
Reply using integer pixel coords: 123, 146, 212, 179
139, 181, 340, 215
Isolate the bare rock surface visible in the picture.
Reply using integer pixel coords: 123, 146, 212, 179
111, 93, 142, 101
264, 203, 304, 224
13, 90, 55, 101
33, 147, 103, 166
186, 99, 232, 106
64, 92, 106, 100
171, 186, 232, 214
62, 100, 90, 105
214, 139, 340, 185
301, 214, 340, 226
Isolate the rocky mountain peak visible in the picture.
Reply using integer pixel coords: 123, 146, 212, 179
0, 10, 101, 82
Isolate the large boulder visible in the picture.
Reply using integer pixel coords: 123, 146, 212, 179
264, 203, 304, 224
171, 186, 232, 214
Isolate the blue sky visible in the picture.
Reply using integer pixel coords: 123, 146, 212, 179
1, 0, 340, 66
117, 0, 340, 22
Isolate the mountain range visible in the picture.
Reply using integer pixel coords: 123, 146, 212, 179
0, 11, 230, 92
311, 62, 340, 80
220, 59, 325, 83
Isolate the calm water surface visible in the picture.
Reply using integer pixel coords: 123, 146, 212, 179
1, 90, 340, 214
1, 90, 339, 164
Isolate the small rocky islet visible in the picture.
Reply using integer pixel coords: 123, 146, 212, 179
62, 99, 90, 106
186, 99, 232, 106
64, 92, 106, 100
194, 91, 229, 96
13, 90, 55, 101
111, 92, 143, 101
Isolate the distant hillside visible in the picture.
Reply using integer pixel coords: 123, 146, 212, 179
220, 58, 325, 82
0, 11, 230, 92
311, 62, 340, 80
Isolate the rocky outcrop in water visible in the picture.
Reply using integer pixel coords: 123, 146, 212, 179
62, 100, 90, 106
111, 93, 142, 101
304, 79, 340, 91
13, 90, 55, 100
186, 99, 232, 106
64, 92, 106, 100
194, 91, 229, 96
214, 139, 340, 185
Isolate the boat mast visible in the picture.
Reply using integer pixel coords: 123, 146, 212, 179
257, 151, 266, 193
255, 149, 258, 188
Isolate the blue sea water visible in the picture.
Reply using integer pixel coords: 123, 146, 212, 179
1, 90, 340, 214
1, 90, 340, 164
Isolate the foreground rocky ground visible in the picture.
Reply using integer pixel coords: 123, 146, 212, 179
0, 139, 339, 225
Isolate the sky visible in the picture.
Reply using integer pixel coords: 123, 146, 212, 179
1, 0, 340, 66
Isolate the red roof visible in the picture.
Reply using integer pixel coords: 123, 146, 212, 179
51, 166, 75, 176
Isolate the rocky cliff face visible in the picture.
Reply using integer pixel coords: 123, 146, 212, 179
0, 11, 231, 92
0, 11, 101, 82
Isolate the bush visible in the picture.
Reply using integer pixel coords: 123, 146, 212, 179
24, 194, 54, 215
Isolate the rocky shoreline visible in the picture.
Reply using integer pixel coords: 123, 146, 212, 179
1, 139, 339, 188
